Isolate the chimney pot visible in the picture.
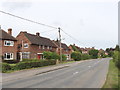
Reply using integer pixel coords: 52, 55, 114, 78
36, 32, 40, 36
8, 28, 12, 35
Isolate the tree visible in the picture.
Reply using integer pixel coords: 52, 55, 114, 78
71, 51, 82, 61
115, 45, 120, 51
105, 48, 114, 57
89, 49, 99, 59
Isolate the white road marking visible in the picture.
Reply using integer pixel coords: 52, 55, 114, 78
73, 72, 79, 75
88, 66, 91, 68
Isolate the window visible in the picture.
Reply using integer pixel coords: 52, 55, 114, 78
50, 46, 52, 50
4, 41, 14, 46
24, 43, 29, 48
47, 46, 49, 49
42, 45, 45, 49
65, 49, 68, 52
39, 45, 41, 49
4, 53, 13, 60
22, 52, 30, 59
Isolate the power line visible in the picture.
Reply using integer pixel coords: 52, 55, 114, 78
40, 29, 56, 33
61, 29, 86, 46
0, 10, 57, 29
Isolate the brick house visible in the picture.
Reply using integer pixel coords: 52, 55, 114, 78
16, 31, 57, 60
0, 28, 17, 61
53, 40, 71, 60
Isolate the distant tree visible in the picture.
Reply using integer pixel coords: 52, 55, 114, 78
115, 45, 120, 51
105, 48, 114, 57
106, 48, 110, 53
89, 49, 99, 59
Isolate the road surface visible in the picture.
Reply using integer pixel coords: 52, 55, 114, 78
2, 58, 110, 88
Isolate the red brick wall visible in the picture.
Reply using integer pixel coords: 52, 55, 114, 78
16, 32, 57, 59
0, 40, 17, 60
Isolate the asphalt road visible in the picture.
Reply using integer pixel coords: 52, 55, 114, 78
2, 58, 110, 88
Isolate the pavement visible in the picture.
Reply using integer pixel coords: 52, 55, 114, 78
2, 58, 110, 88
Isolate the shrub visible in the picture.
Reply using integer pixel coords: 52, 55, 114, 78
113, 51, 120, 70
81, 53, 91, 60
89, 49, 99, 59
59, 54, 67, 61
13, 60, 56, 70
71, 51, 82, 61
51, 52, 60, 60
43, 51, 59, 60
2, 63, 11, 73
22, 59, 39, 62
43, 51, 52, 59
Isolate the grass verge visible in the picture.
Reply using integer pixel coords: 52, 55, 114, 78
102, 60, 119, 89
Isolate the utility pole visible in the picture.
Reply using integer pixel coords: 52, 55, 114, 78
58, 27, 62, 62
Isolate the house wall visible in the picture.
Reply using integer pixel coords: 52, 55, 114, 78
16, 32, 57, 60
0, 40, 17, 60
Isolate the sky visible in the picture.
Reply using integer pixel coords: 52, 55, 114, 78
0, 0, 119, 50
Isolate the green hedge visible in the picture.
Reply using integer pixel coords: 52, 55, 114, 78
2, 63, 11, 73
113, 51, 120, 70
2, 60, 56, 73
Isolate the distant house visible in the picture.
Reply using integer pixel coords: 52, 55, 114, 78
0, 28, 17, 60
53, 40, 71, 60
16, 31, 57, 60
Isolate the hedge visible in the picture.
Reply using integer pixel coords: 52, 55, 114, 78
2, 60, 56, 73
2, 63, 11, 73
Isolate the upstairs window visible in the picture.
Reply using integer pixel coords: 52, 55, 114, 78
4, 41, 14, 46
47, 46, 49, 49
42, 45, 45, 49
24, 43, 29, 48
4, 53, 13, 60
50, 46, 52, 50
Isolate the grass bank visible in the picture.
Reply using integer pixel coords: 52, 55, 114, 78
102, 60, 119, 89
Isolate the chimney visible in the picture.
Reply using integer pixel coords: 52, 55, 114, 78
36, 32, 40, 36
8, 28, 12, 35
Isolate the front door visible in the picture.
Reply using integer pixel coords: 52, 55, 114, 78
38, 54, 41, 59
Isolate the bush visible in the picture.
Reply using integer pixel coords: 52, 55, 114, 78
113, 51, 120, 70
14, 60, 56, 70
89, 49, 99, 59
2, 63, 11, 73
22, 59, 39, 62
2, 60, 56, 72
51, 52, 60, 60
71, 51, 82, 61
43, 51, 59, 60
81, 53, 91, 60
59, 54, 67, 61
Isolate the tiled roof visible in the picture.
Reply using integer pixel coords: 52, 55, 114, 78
54, 41, 70, 50
0, 30, 17, 41
23, 32, 57, 47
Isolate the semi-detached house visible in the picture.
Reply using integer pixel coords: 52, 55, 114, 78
16, 31, 57, 60
0, 29, 17, 60
53, 40, 71, 60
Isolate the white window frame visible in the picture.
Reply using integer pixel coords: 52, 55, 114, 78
42, 45, 45, 49
4, 40, 14, 46
24, 43, 29, 48
47, 46, 49, 49
4, 53, 13, 60
22, 52, 30, 59
50, 46, 52, 50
